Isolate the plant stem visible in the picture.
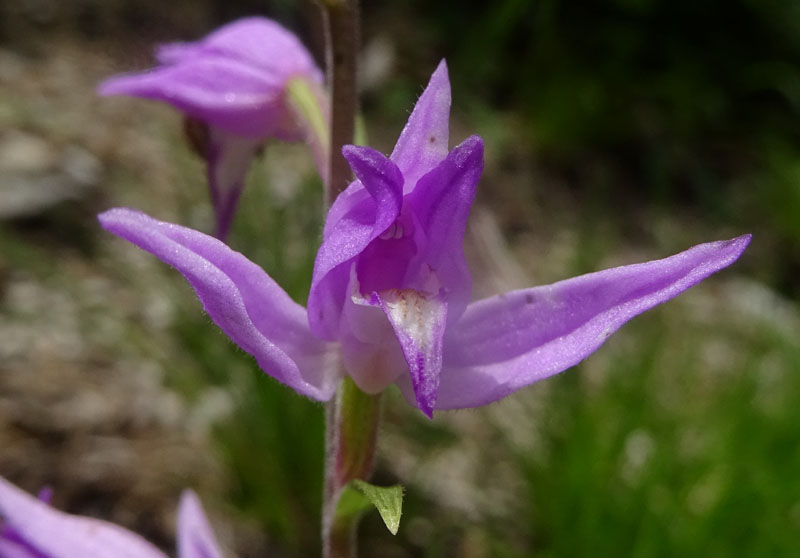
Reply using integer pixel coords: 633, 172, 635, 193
316, 2, 368, 555
319, 0, 359, 205
322, 377, 381, 558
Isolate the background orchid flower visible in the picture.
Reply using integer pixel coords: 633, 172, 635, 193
0, 475, 222, 558
99, 61, 750, 418
99, 17, 327, 240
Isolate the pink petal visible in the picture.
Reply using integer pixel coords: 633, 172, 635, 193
324, 60, 452, 230
390, 60, 452, 190
405, 135, 483, 318
308, 147, 404, 339
0, 476, 167, 558
156, 17, 323, 84
99, 208, 337, 401
177, 491, 222, 558
98, 56, 286, 138
204, 127, 263, 241
0, 538, 40, 558
437, 235, 752, 409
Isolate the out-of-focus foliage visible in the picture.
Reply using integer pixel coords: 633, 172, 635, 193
378, 0, 800, 295
512, 301, 800, 558
404, 0, 800, 170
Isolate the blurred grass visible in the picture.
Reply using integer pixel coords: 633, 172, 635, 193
512, 302, 800, 558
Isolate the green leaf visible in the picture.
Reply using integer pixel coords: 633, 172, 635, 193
349, 479, 404, 535
335, 483, 371, 524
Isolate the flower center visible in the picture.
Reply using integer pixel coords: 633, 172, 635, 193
356, 211, 418, 295
379, 222, 404, 240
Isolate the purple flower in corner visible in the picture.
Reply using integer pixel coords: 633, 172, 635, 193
99, 17, 325, 240
0, 475, 222, 558
99, 61, 750, 418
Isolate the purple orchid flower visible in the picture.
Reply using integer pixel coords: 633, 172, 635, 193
0, 475, 222, 558
99, 61, 750, 418
99, 17, 326, 241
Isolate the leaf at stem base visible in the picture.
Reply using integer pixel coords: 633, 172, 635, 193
338, 479, 404, 536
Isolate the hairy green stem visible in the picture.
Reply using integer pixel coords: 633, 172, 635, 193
322, 377, 381, 558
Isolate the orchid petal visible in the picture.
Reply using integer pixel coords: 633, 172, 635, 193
0, 525, 44, 558
342, 146, 405, 229
437, 235, 752, 409
308, 148, 404, 339
98, 56, 286, 138
0, 476, 167, 558
409, 135, 483, 260
390, 60, 451, 190
0, 538, 40, 558
177, 491, 222, 558
156, 17, 323, 84
339, 306, 408, 395
406, 135, 483, 316
99, 208, 337, 401
374, 289, 448, 418
204, 127, 263, 240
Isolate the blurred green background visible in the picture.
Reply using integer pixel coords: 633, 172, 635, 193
0, 0, 798, 556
